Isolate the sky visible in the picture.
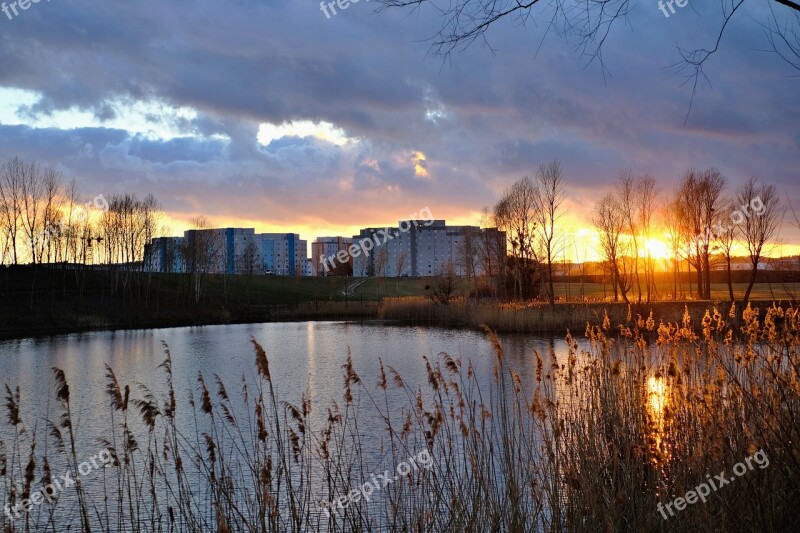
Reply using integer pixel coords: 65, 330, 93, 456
0, 0, 798, 261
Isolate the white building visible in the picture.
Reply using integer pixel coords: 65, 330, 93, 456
351, 220, 505, 277
259, 233, 308, 276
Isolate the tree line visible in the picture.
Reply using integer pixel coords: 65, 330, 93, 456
2, 155, 795, 310
486, 159, 788, 308
0, 157, 162, 269
593, 169, 783, 308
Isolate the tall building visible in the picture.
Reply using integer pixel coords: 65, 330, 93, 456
350, 220, 506, 277
146, 229, 307, 276
258, 233, 307, 276
145, 236, 183, 273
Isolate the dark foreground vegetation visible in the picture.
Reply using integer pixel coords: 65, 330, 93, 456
1, 305, 799, 531
0, 266, 381, 339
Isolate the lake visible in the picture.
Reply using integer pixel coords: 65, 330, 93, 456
0, 321, 573, 531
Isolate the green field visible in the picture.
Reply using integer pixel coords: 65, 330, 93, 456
553, 281, 800, 302
242, 276, 800, 303
178, 274, 442, 303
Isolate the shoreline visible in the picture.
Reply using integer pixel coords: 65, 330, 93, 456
3, 298, 792, 342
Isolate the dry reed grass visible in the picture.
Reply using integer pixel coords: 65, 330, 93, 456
1, 303, 798, 531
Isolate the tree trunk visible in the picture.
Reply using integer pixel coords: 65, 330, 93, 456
695, 264, 703, 300
742, 258, 759, 308
703, 248, 712, 299
726, 254, 735, 302
673, 260, 678, 301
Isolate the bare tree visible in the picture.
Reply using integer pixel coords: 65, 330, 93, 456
39, 166, 65, 264
617, 253, 637, 304
715, 199, 738, 302
0, 157, 23, 264
661, 200, 686, 301
534, 159, 565, 307
457, 227, 478, 293
180, 216, 223, 304
352, 249, 370, 277
675, 168, 726, 300
99, 193, 160, 269
592, 193, 626, 303
374, 247, 389, 278
239, 240, 261, 303
240, 240, 261, 276
477, 208, 505, 298
60, 178, 81, 265
635, 175, 658, 302
0, 207, 9, 265
616, 172, 642, 303
737, 177, 783, 307
494, 175, 540, 300
19, 160, 44, 264
394, 248, 408, 277
426, 261, 457, 305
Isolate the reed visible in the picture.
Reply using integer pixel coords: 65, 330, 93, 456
379, 297, 738, 333
1, 303, 798, 532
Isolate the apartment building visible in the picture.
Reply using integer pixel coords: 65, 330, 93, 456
311, 236, 354, 276
259, 233, 307, 276
146, 229, 307, 276
351, 220, 506, 277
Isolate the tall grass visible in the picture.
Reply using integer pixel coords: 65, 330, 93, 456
2, 304, 799, 531
378, 297, 738, 334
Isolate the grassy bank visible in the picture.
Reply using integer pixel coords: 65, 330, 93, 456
1, 265, 799, 339
1, 306, 797, 531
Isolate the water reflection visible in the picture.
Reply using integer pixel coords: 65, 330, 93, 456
646, 374, 671, 464
0, 322, 593, 530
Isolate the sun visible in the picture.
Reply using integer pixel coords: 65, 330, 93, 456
644, 238, 672, 260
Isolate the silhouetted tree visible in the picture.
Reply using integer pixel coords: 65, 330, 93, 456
675, 168, 726, 300
737, 177, 783, 307
534, 159, 565, 307
593, 193, 626, 303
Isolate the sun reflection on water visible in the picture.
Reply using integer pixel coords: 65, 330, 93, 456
646, 375, 671, 466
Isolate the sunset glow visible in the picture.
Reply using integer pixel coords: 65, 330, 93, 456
645, 238, 672, 260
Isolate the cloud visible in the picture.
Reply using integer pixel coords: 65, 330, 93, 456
0, 0, 796, 246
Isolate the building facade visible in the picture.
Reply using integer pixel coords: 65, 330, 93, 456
351, 220, 506, 278
146, 229, 307, 276
311, 236, 354, 276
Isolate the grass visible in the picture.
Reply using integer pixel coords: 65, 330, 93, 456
1, 304, 799, 531
553, 281, 800, 302
1, 264, 799, 339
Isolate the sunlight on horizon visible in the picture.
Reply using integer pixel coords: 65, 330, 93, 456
155, 213, 800, 263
